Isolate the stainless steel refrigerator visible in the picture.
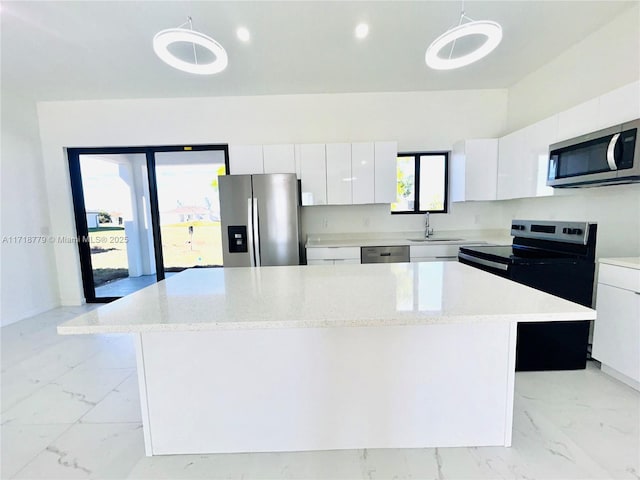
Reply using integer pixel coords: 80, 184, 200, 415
219, 173, 302, 267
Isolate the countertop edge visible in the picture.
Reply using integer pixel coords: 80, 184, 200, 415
598, 257, 640, 270
57, 311, 596, 335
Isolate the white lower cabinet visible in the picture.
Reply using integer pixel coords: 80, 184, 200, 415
410, 245, 461, 262
410, 243, 486, 262
592, 262, 640, 390
306, 247, 361, 265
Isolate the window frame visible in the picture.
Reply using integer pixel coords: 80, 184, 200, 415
391, 151, 449, 215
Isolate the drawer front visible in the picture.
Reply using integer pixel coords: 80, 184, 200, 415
410, 245, 460, 259
599, 263, 640, 292
306, 247, 361, 260
411, 257, 457, 263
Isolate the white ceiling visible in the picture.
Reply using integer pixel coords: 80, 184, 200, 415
1, 1, 635, 102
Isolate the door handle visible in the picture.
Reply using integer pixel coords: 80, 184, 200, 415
252, 197, 261, 267
606, 133, 620, 171
247, 198, 256, 267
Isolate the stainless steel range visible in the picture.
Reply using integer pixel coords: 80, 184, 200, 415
459, 219, 597, 372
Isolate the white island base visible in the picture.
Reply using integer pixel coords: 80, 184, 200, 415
59, 264, 595, 456
135, 322, 517, 455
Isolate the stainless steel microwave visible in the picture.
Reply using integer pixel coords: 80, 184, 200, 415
547, 119, 640, 188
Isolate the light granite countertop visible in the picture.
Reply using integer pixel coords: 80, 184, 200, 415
599, 257, 640, 270
58, 262, 595, 335
305, 229, 512, 248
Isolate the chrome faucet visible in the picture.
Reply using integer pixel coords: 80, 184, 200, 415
424, 211, 434, 238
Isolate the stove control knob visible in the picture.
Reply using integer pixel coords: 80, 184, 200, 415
572, 228, 583, 235
513, 225, 525, 231
562, 227, 569, 234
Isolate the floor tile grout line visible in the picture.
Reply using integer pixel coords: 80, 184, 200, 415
7, 422, 76, 480
76, 369, 138, 424
8, 422, 144, 480
1, 338, 136, 413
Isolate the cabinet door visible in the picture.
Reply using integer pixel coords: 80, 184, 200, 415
351, 143, 375, 204
307, 259, 334, 266
299, 144, 327, 206
326, 143, 352, 205
374, 141, 398, 203
449, 141, 466, 203
557, 98, 599, 142
525, 116, 558, 197
229, 145, 264, 174
465, 139, 498, 201
592, 283, 640, 382
263, 144, 296, 174
497, 129, 528, 200
597, 81, 640, 130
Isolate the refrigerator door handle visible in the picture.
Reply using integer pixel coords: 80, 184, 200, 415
252, 197, 261, 266
247, 198, 256, 267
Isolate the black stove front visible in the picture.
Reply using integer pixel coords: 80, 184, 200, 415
459, 220, 597, 372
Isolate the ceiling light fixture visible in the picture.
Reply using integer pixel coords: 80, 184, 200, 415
236, 26, 251, 42
153, 17, 228, 75
425, 2, 502, 70
355, 23, 369, 39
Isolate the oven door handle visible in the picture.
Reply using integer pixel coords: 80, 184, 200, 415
459, 252, 509, 271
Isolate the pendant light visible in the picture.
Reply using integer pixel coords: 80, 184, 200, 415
425, 2, 502, 70
153, 17, 228, 75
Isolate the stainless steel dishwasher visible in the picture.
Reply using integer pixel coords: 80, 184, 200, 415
361, 246, 410, 263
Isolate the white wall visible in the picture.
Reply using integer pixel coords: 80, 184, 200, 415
506, 3, 640, 132
500, 185, 640, 259
1, 93, 59, 325
499, 4, 640, 261
38, 89, 508, 304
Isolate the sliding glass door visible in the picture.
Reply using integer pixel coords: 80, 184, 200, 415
68, 145, 229, 302
154, 150, 226, 273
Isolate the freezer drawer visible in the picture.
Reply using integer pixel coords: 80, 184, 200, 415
361, 246, 410, 264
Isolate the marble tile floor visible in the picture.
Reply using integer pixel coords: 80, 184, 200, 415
1, 306, 639, 480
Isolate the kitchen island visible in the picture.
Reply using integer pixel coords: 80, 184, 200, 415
58, 262, 595, 456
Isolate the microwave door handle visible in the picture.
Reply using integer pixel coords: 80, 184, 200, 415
606, 133, 620, 170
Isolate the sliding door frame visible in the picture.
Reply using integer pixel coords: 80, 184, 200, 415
67, 144, 230, 303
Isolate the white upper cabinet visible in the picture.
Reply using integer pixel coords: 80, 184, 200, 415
450, 139, 498, 202
229, 145, 264, 174
351, 143, 375, 204
299, 144, 327, 206
524, 115, 558, 197
557, 98, 599, 142
597, 81, 640, 130
374, 141, 398, 204
326, 143, 352, 205
497, 129, 532, 200
263, 144, 296, 174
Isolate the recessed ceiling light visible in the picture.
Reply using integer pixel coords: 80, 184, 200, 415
355, 23, 369, 39
237, 27, 251, 43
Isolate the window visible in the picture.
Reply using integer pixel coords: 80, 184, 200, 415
391, 152, 448, 213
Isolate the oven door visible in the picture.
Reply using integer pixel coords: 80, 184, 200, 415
458, 251, 511, 278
